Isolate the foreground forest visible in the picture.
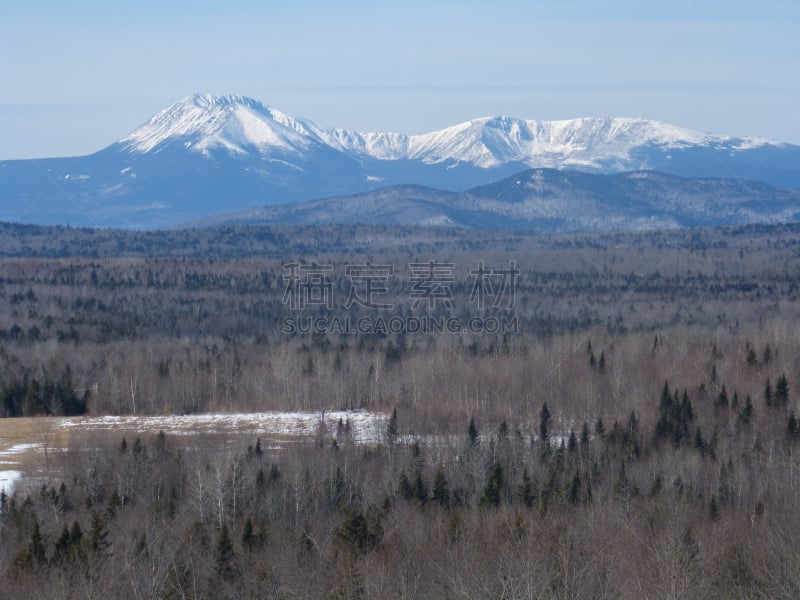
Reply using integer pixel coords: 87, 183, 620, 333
1, 222, 800, 598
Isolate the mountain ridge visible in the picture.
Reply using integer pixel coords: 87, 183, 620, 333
180, 168, 800, 233
1, 93, 799, 229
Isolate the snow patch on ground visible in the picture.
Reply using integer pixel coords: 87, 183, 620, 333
0, 470, 21, 496
54, 410, 388, 444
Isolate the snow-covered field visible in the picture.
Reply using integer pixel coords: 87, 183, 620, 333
0, 410, 388, 496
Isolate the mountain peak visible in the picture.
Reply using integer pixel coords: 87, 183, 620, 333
120, 93, 318, 156
182, 93, 265, 110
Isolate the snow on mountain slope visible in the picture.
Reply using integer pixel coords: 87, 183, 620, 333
119, 94, 776, 169
406, 116, 748, 168
121, 94, 318, 157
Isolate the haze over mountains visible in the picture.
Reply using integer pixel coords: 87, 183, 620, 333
1, 93, 799, 230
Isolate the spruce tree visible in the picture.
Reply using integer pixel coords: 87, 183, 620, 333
398, 471, 414, 501
694, 428, 706, 456
242, 517, 255, 551
715, 384, 729, 409
568, 472, 581, 505
539, 403, 552, 449
594, 417, 606, 439
89, 511, 109, 555
788, 412, 800, 441
480, 463, 505, 508
387, 407, 398, 440
432, 467, 450, 508
215, 523, 236, 580
467, 416, 479, 448
776, 373, 789, 406
567, 429, 577, 453
29, 516, 46, 566
580, 421, 590, 447
517, 466, 535, 508
413, 471, 428, 505
739, 395, 754, 424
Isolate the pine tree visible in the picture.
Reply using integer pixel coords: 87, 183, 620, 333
788, 411, 800, 441
568, 472, 581, 505
580, 421, 590, 447
432, 467, 450, 508
89, 511, 109, 555
694, 427, 706, 456
467, 416, 479, 448
53, 523, 71, 564
746, 346, 759, 367
498, 420, 509, 438
539, 403, 552, 449
738, 395, 753, 424
594, 417, 606, 439
241, 517, 255, 551
215, 523, 236, 580
387, 407, 398, 441
776, 373, 789, 406
715, 384, 729, 409
567, 429, 577, 453
398, 471, 413, 501
517, 466, 535, 508
480, 463, 505, 508
29, 516, 46, 565
648, 473, 663, 499
413, 471, 428, 505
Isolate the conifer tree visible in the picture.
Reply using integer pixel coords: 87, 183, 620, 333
413, 471, 428, 505
739, 394, 754, 424
715, 384, 729, 408
89, 511, 109, 555
467, 416, 479, 448
432, 467, 450, 508
215, 523, 236, 580
539, 403, 552, 449
595, 417, 606, 439
480, 463, 505, 508
580, 421, 590, 447
776, 373, 789, 406
567, 429, 577, 453
517, 466, 535, 508
386, 407, 398, 441
788, 412, 800, 441
241, 517, 255, 551
29, 516, 46, 566
398, 471, 413, 501
568, 472, 581, 505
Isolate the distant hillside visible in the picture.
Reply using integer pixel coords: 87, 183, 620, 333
183, 169, 800, 232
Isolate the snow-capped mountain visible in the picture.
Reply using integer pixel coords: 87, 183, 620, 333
1, 93, 799, 229
122, 93, 775, 169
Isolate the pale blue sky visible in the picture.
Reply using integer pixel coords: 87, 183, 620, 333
1, 0, 799, 159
